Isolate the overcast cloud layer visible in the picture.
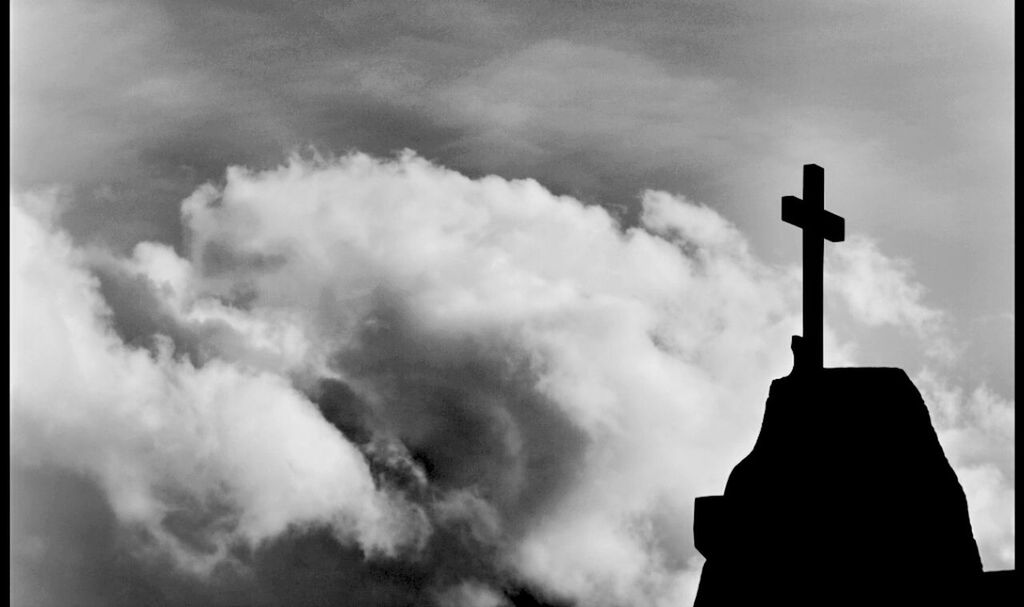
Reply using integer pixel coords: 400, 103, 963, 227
11, 0, 1013, 393
11, 153, 1014, 605
10, 1, 1014, 605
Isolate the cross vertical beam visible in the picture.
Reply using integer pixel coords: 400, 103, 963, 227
803, 165, 824, 371
781, 164, 845, 371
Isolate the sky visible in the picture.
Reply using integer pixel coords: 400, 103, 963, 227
9, 1, 1014, 606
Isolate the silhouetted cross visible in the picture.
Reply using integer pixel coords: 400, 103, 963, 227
782, 164, 844, 371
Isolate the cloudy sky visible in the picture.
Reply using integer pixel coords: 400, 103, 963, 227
10, 1, 1014, 606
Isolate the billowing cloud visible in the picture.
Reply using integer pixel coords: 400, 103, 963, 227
10, 151, 1013, 606
168, 151, 804, 605
11, 194, 430, 574
826, 235, 954, 362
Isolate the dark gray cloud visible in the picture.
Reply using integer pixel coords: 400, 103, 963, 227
11, 466, 566, 607
329, 297, 590, 529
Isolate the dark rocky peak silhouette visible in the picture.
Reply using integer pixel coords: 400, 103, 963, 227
690, 337, 1011, 605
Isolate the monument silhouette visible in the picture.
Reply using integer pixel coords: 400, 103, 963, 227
691, 165, 1015, 605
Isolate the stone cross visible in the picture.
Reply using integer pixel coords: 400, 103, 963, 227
781, 164, 845, 371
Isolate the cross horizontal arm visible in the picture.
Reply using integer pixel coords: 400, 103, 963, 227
781, 196, 845, 242
821, 211, 845, 242
781, 195, 804, 226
